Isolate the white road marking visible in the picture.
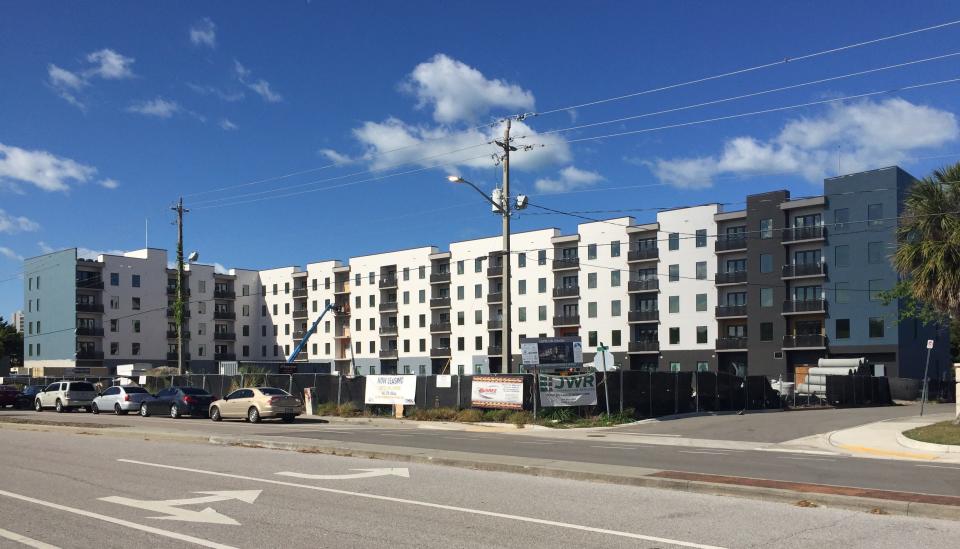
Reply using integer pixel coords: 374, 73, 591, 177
591, 445, 638, 450
621, 433, 683, 437
679, 451, 730, 455
100, 490, 261, 525
379, 433, 415, 437
0, 527, 60, 549
0, 489, 236, 549
516, 441, 557, 445
777, 457, 836, 462
117, 459, 727, 549
443, 436, 484, 441
277, 468, 409, 480
915, 464, 960, 470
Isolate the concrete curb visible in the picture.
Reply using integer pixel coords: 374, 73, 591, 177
897, 432, 960, 454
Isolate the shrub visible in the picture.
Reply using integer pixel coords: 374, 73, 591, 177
454, 409, 483, 422
337, 402, 361, 417
540, 407, 576, 423
481, 409, 512, 422
507, 411, 532, 427
316, 402, 338, 416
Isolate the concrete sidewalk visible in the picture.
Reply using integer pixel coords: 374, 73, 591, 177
827, 413, 960, 463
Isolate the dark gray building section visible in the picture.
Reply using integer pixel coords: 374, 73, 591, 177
658, 349, 716, 373
746, 190, 790, 377
23, 249, 77, 363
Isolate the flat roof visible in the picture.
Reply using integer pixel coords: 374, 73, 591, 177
780, 196, 825, 210
714, 210, 746, 221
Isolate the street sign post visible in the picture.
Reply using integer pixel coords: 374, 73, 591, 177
595, 344, 611, 416
921, 339, 934, 416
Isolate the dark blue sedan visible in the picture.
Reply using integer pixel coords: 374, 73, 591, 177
138, 386, 216, 418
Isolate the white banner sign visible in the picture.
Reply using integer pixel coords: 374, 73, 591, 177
538, 373, 597, 407
435, 375, 452, 388
364, 375, 417, 405
471, 376, 524, 410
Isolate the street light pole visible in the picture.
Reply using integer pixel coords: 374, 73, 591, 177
500, 119, 512, 373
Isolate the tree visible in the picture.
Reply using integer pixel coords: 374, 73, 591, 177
0, 316, 24, 368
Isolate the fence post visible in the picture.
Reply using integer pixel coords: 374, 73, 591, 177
336, 373, 342, 407
619, 367, 624, 415
673, 371, 678, 415
695, 371, 700, 413
288, 374, 293, 395
456, 375, 461, 410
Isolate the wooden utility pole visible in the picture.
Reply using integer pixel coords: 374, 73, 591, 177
171, 197, 189, 375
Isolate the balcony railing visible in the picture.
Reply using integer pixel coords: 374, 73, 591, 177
628, 310, 659, 323
214, 353, 237, 361
334, 305, 351, 316
783, 334, 827, 348
379, 349, 398, 359
334, 330, 351, 339
214, 289, 236, 299
487, 320, 502, 330
715, 271, 747, 285
430, 297, 451, 309
378, 301, 398, 312
628, 341, 659, 353
781, 263, 826, 278
430, 347, 451, 357
76, 279, 104, 290
715, 236, 747, 252
166, 287, 191, 296
715, 305, 748, 318
379, 325, 399, 335
487, 266, 502, 278
213, 332, 237, 341
76, 350, 104, 360
782, 299, 826, 314
716, 337, 748, 350
430, 272, 451, 284
487, 346, 502, 356
166, 330, 191, 339
487, 292, 502, 304
166, 352, 191, 361
782, 225, 826, 243
75, 327, 104, 337
553, 286, 579, 298
379, 277, 398, 289
293, 330, 307, 340
292, 288, 308, 298
627, 248, 658, 262
334, 283, 351, 294
627, 279, 659, 292
166, 308, 191, 318
553, 315, 580, 327
213, 311, 236, 320
430, 322, 451, 333
76, 303, 104, 313
552, 257, 580, 270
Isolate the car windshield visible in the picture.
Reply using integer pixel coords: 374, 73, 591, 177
181, 388, 211, 395
70, 382, 95, 392
124, 387, 149, 394
258, 388, 290, 396
24, 386, 42, 395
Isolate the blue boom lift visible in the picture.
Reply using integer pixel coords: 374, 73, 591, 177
287, 303, 340, 364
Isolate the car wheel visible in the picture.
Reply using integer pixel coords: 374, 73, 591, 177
34, 399, 43, 412
170, 404, 180, 419
247, 407, 261, 423
114, 403, 127, 416
281, 415, 295, 423
210, 406, 222, 422
55, 400, 63, 413
140, 403, 150, 417
91, 402, 100, 414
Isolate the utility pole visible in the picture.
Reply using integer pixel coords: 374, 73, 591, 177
496, 119, 513, 374
171, 197, 189, 376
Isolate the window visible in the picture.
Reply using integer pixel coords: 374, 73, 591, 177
835, 282, 850, 303
586, 273, 597, 289
110, 296, 119, 310
474, 284, 482, 298
834, 208, 850, 232
419, 314, 426, 328
518, 280, 526, 295
610, 241, 620, 257
588, 331, 597, 347
538, 306, 547, 321
419, 266, 426, 279
836, 319, 850, 339
110, 319, 118, 332
285, 303, 290, 314
610, 270, 621, 287
261, 305, 267, 316
475, 310, 482, 325
670, 362, 681, 373
242, 304, 250, 317
131, 297, 140, 310
110, 272, 119, 286
835, 245, 849, 267
457, 337, 465, 351
368, 318, 375, 331
402, 267, 409, 281
760, 287, 773, 307
403, 340, 410, 353
457, 261, 464, 274
457, 286, 464, 300
133, 320, 140, 333
695, 229, 707, 247
869, 317, 884, 338
369, 294, 376, 307
538, 250, 546, 265
475, 258, 483, 273
695, 293, 707, 312
669, 328, 680, 345
132, 274, 140, 287
403, 291, 409, 305
587, 244, 597, 260
760, 254, 772, 273
695, 261, 706, 280
457, 311, 464, 326
696, 326, 707, 344
417, 289, 426, 303
587, 302, 597, 318
668, 296, 679, 313
867, 203, 883, 227
867, 242, 884, 264
518, 307, 526, 322
518, 253, 526, 268
285, 282, 291, 294
869, 280, 883, 301
611, 300, 621, 317
760, 218, 773, 239
132, 342, 140, 356
369, 341, 376, 353
538, 278, 547, 293
367, 272, 374, 284
110, 342, 118, 355
760, 322, 773, 341
668, 264, 679, 282
475, 336, 483, 351
668, 233, 679, 250
612, 330, 621, 346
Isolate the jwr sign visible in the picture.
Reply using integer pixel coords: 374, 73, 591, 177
538, 373, 597, 407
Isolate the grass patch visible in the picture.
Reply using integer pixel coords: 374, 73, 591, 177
903, 421, 960, 446
538, 408, 636, 429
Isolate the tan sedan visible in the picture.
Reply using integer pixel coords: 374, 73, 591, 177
209, 387, 303, 423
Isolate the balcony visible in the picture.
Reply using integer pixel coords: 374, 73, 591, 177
214, 353, 237, 361
166, 308, 191, 318
430, 272, 451, 284
213, 332, 237, 341
293, 330, 307, 340
379, 277, 398, 289
166, 287, 191, 296
627, 279, 659, 293
715, 236, 747, 253
290, 309, 307, 320
292, 288, 308, 298
334, 305, 351, 316
76, 279, 104, 290
487, 320, 502, 330
553, 315, 580, 327
552, 257, 580, 271
379, 349, 398, 359
76, 303, 104, 313
782, 299, 826, 314
783, 334, 827, 349
716, 337, 748, 351
76, 350, 104, 360
214, 289, 236, 299
379, 325, 399, 335
782, 225, 826, 243
378, 301, 398, 312
628, 341, 659, 353
334, 330, 351, 339
75, 327, 104, 337
553, 286, 579, 299
715, 271, 747, 285
430, 322, 451, 333
487, 292, 502, 304
334, 283, 351, 294
487, 346, 502, 356
213, 311, 236, 320
781, 263, 826, 279
166, 330, 190, 339
715, 305, 748, 318
166, 352, 190, 361
487, 266, 503, 278
430, 347, 451, 358
628, 310, 659, 323
627, 248, 658, 262
430, 297, 451, 309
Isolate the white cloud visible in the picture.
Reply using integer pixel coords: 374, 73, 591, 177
85, 49, 135, 79
0, 247, 23, 262
534, 166, 604, 193
649, 98, 960, 188
38, 241, 54, 254
0, 210, 40, 234
98, 178, 120, 189
48, 64, 85, 90
126, 97, 180, 118
0, 143, 98, 192
189, 18, 217, 48
318, 148, 354, 166
403, 54, 534, 123
186, 83, 245, 102
47, 48, 135, 108
219, 118, 238, 131
77, 247, 125, 260
213, 262, 228, 274
234, 60, 282, 103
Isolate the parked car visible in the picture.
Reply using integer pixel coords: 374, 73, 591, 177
34, 381, 97, 412
0, 385, 18, 408
92, 385, 154, 415
139, 386, 215, 418
14, 385, 45, 409
209, 387, 303, 423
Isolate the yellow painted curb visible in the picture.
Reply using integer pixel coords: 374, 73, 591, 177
835, 443, 939, 460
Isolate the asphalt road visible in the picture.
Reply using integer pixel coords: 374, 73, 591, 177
1, 428, 958, 549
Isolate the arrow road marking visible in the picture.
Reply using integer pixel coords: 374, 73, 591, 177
99, 490, 261, 525
276, 468, 409, 480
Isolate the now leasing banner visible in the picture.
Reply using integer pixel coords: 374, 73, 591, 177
471, 376, 524, 409
538, 373, 598, 407
364, 375, 417, 405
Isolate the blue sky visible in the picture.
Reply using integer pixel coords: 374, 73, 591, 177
3, 0, 960, 317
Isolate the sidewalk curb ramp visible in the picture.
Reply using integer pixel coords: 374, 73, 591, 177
896, 432, 960, 454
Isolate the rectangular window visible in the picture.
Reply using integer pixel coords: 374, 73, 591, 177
587, 302, 597, 318
538, 306, 547, 321
419, 289, 425, 303
588, 331, 597, 347
695, 293, 707, 312
475, 310, 482, 325
517, 253, 526, 268
669, 327, 680, 345
869, 317, 884, 338
132, 274, 140, 288
611, 300, 621, 317
668, 264, 679, 282
696, 325, 707, 344
611, 330, 621, 347
869, 279, 883, 301
586, 272, 597, 289
419, 314, 426, 328
610, 270, 621, 287
110, 319, 118, 332
538, 278, 547, 293
518, 280, 526, 295
131, 297, 140, 310
695, 229, 707, 247
668, 296, 679, 313
456, 261, 464, 275
668, 233, 679, 250
457, 311, 464, 326
760, 218, 773, 239
610, 241, 620, 257
587, 244, 597, 260
835, 245, 849, 267
670, 362, 680, 373
518, 307, 526, 322
760, 322, 773, 341
457, 337, 465, 351
538, 250, 546, 265
867, 203, 883, 227
475, 336, 482, 351
110, 272, 119, 286
419, 266, 426, 279
455, 286, 463, 300
834, 208, 850, 232
760, 254, 772, 273
760, 287, 773, 307
835, 282, 850, 303
473, 284, 482, 299
695, 261, 706, 280
867, 242, 884, 264
474, 258, 483, 273
836, 319, 850, 339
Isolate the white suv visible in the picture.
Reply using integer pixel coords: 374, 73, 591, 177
34, 381, 97, 413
